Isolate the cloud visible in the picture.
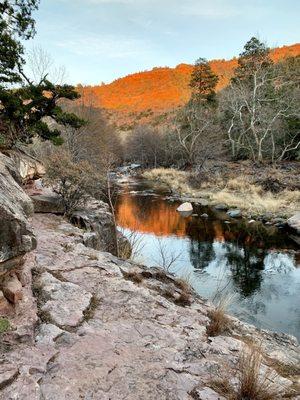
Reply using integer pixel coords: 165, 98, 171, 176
56, 33, 153, 59
179, 0, 241, 18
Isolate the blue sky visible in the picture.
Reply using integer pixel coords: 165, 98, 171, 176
27, 0, 300, 85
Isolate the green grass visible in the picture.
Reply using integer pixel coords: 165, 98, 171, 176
0, 318, 10, 334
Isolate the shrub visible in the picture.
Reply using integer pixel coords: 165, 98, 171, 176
45, 150, 104, 217
0, 318, 10, 334
236, 347, 282, 400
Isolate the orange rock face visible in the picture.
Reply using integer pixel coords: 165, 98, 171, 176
80, 43, 300, 126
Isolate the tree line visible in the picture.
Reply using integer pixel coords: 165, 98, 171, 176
125, 37, 300, 167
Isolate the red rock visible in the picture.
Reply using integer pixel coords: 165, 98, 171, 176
2, 274, 23, 304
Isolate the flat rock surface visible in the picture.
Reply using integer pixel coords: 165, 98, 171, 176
1, 214, 299, 399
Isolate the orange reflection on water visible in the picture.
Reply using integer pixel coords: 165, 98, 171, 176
116, 193, 189, 237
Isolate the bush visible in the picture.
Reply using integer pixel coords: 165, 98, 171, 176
45, 150, 104, 217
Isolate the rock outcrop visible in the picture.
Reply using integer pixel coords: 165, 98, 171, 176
287, 213, 300, 235
0, 153, 36, 307
5, 150, 45, 183
0, 213, 299, 399
71, 199, 118, 255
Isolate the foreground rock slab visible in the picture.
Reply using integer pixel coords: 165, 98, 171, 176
1, 214, 299, 399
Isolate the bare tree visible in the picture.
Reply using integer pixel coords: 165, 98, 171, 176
222, 40, 300, 163
153, 238, 182, 273
25, 46, 68, 85
175, 101, 223, 168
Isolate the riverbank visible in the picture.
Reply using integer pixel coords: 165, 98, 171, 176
1, 213, 300, 399
142, 161, 300, 222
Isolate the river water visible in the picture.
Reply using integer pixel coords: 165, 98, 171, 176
115, 178, 300, 340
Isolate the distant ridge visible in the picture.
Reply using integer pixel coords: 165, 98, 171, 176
80, 43, 300, 127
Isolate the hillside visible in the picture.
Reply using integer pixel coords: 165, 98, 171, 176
81, 43, 300, 128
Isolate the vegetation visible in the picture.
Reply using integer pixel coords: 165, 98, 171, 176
211, 346, 289, 400
45, 150, 104, 216
124, 37, 299, 169
0, 317, 10, 334
0, 0, 85, 150
143, 168, 300, 217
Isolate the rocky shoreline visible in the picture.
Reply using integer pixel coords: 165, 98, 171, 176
0, 154, 299, 399
1, 213, 300, 399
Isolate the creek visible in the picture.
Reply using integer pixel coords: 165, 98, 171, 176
115, 178, 300, 340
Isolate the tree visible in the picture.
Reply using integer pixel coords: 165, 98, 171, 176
125, 125, 165, 168
0, 0, 40, 86
0, 80, 85, 149
233, 37, 272, 84
45, 149, 104, 217
173, 57, 222, 168
62, 89, 123, 168
0, 2, 85, 150
222, 38, 300, 163
190, 58, 219, 103
175, 101, 222, 168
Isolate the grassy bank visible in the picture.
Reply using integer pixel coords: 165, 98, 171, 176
142, 165, 300, 218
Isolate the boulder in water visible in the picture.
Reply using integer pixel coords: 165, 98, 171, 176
176, 202, 193, 217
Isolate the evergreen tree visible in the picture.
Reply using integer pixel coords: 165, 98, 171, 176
0, 0, 85, 149
189, 58, 219, 103
232, 37, 272, 83
0, 0, 40, 85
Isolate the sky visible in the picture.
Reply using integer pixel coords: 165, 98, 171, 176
27, 0, 300, 85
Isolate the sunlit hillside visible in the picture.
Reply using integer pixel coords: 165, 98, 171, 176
81, 43, 300, 127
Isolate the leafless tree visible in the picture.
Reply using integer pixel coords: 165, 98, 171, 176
25, 46, 68, 85
175, 101, 223, 168
222, 57, 300, 163
153, 238, 182, 273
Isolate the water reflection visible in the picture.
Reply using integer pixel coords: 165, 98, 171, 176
116, 188, 300, 339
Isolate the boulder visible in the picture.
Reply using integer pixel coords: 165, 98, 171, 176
227, 209, 242, 218
36, 272, 92, 328
5, 150, 45, 183
177, 202, 193, 217
71, 199, 118, 255
1, 273, 23, 304
0, 153, 36, 270
214, 204, 228, 211
287, 213, 300, 235
31, 194, 64, 214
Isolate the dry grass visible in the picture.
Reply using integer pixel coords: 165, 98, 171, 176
143, 168, 300, 217
211, 177, 300, 216
207, 292, 235, 337
143, 168, 193, 195
236, 347, 284, 400
206, 308, 231, 337
210, 346, 290, 400
122, 270, 144, 284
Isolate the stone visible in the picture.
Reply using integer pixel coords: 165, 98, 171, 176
227, 209, 242, 218
0, 290, 12, 314
71, 199, 118, 255
1, 213, 300, 399
0, 153, 36, 268
36, 323, 64, 345
1, 273, 23, 304
201, 213, 209, 218
37, 272, 92, 328
177, 202, 193, 217
287, 213, 300, 235
0, 364, 19, 390
5, 149, 45, 183
31, 194, 64, 214
214, 204, 228, 211
192, 387, 226, 400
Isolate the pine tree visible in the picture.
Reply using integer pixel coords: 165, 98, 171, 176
232, 37, 272, 84
0, 1, 85, 149
189, 58, 219, 103
0, 0, 40, 85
